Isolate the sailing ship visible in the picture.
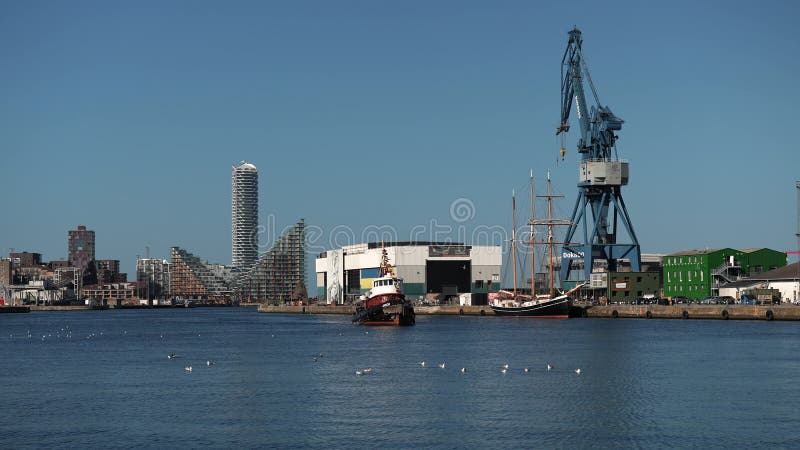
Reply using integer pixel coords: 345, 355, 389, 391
491, 170, 586, 317
352, 245, 415, 326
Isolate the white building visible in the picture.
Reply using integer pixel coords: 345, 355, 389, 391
719, 262, 800, 303
316, 242, 501, 305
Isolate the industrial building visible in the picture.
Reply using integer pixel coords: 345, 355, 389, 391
315, 242, 502, 305
587, 271, 662, 303
236, 220, 305, 303
663, 248, 787, 299
718, 262, 800, 304
231, 161, 259, 271
83, 282, 138, 306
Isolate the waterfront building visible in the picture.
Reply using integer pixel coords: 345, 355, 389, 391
10, 251, 42, 268
68, 225, 96, 284
7, 280, 66, 305
586, 271, 662, 303
170, 247, 232, 303
315, 241, 502, 305
96, 259, 125, 283
236, 220, 305, 303
49, 260, 70, 270
136, 258, 172, 304
83, 282, 138, 306
0, 258, 11, 288
663, 248, 787, 299
718, 261, 800, 304
231, 161, 259, 271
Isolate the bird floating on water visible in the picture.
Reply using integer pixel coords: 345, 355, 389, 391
184, 366, 192, 372
168, 353, 179, 359
460, 367, 466, 374
502, 363, 509, 370
207, 360, 216, 366
439, 362, 446, 369
575, 368, 581, 375
524, 368, 530, 373
501, 368, 507, 374
547, 364, 552, 371
419, 361, 426, 367
355, 370, 363, 376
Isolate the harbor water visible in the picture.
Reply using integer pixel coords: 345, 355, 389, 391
1, 308, 799, 448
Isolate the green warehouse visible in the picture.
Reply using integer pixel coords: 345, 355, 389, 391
663, 248, 786, 299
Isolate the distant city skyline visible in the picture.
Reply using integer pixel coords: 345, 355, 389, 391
3, 1, 800, 284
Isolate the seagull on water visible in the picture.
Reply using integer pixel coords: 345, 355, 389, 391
419, 361, 426, 367
547, 364, 552, 371
355, 370, 363, 376
460, 367, 466, 374
502, 363, 509, 370
363, 368, 373, 374
524, 368, 530, 373
168, 353, 179, 359
439, 362, 446, 369
207, 360, 216, 366
501, 368, 507, 374
184, 366, 192, 372
575, 368, 581, 375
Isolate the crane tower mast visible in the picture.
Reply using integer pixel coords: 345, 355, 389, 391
557, 27, 641, 282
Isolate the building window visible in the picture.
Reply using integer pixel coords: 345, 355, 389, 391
637, 276, 642, 282
475, 280, 483, 288
700, 271, 704, 282
688, 271, 692, 282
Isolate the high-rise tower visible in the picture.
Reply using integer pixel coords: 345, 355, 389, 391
232, 161, 259, 270
68, 225, 95, 273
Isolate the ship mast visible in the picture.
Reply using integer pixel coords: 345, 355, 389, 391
547, 171, 555, 297
379, 241, 394, 277
532, 170, 572, 298
530, 170, 535, 296
512, 190, 517, 298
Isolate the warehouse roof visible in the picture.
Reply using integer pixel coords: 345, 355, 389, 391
667, 249, 723, 256
750, 262, 800, 281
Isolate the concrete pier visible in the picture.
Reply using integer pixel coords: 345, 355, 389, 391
581, 304, 800, 321
257, 304, 496, 316
0, 306, 31, 313
258, 303, 800, 320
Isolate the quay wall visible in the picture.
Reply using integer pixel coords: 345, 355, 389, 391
29, 305, 108, 312
257, 304, 495, 316
584, 304, 800, 321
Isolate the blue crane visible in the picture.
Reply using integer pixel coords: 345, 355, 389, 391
556, 27, 641, 282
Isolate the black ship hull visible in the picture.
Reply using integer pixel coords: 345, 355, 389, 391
490, 297, 570, 318
353, 302, 415, 326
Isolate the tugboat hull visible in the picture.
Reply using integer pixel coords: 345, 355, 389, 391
353, 302, 415, 326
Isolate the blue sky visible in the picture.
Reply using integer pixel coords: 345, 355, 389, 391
2, 0, 799, 284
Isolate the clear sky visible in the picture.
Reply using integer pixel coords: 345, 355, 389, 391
2, 0, 799, 285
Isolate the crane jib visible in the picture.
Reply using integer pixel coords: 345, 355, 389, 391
574, 95, 581, 120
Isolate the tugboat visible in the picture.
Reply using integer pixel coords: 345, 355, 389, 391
352, 245, 415, 326
490, 170, 587, 318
